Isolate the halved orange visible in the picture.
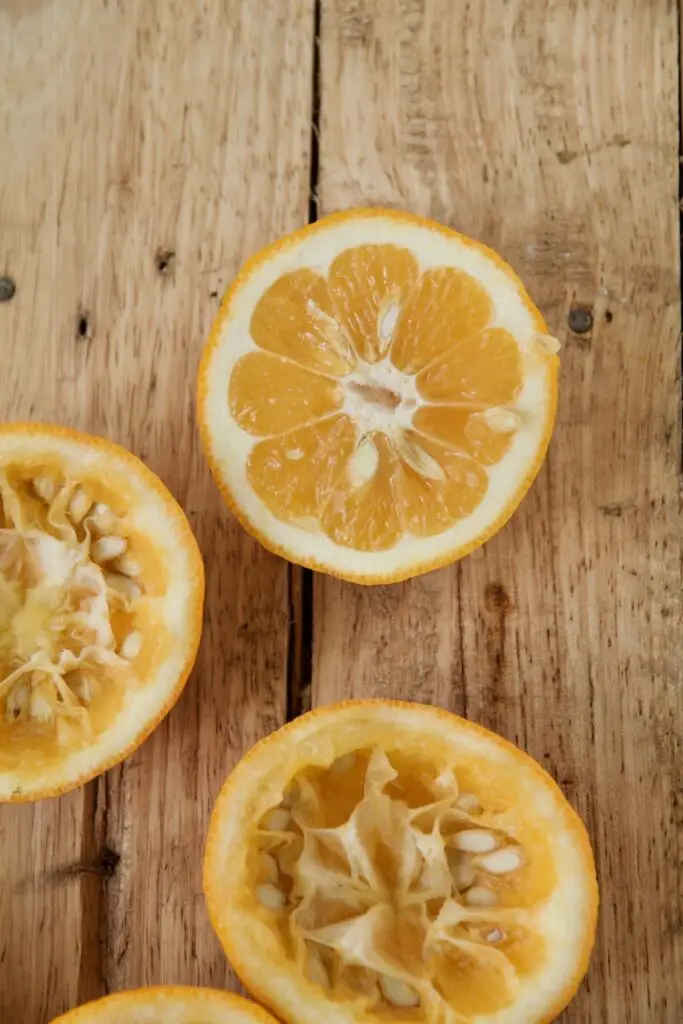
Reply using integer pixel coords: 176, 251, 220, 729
0, 423, 204, 801
49, 985, 281, 1023
198, 209, 559, 584
204, 700, 598, 1024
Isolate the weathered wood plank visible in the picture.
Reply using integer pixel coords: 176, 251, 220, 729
315, 1, 682, 1020
0, 0, 313, 1017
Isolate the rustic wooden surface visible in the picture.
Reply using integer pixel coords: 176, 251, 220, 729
315, 1, 683, 1022
0, 0, 313, 1019
0, 1, 681, 1022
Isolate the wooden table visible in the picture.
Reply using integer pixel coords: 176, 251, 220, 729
1, 2, 680, 1021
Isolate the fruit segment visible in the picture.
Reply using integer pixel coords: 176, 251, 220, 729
328, 244, 419, 363
321, 433, 403, 551
412, 406, 515, 466
416, 328, 522, 405
248, 415, 358, 528
251, 269, 356, 376
390, 267, 493, 375
396, 433, 489, 536
229, 352, 343, 436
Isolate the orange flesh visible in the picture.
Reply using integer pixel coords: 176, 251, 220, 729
230, 244, 523, 551
0, 461, 172, 783
247, 746, 558, 1021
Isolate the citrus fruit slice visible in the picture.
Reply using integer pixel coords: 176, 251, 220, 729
198, 209, 559, 583
0, 423, 204, 801
49, 985, 280, 1023
204, 700, 598, 1024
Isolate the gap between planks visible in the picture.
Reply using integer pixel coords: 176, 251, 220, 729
288, 0, 321, 721
679, 0, 683, 473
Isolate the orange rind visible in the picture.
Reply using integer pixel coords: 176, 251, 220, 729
50, 985, 281, 1023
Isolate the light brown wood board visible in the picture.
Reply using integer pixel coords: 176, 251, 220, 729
0, 0, 314, 1019
0, 1, 681, 1023
314, 1, 682, 1022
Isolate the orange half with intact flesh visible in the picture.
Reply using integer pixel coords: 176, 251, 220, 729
204, 700, 598, 1024
0, 423, 204, 801
50, 985, 281, 1023
198, 209, 559, 584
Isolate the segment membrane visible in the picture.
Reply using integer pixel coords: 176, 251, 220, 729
251, 748, 550, 1021
230, 352, 343, 436
0, 465, 168, 779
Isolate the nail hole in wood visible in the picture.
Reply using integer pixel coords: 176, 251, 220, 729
605, 309, 613, 323
99, 846, 120, 877
0, 276, 16, 302
568, 306, 593, 335
155, 248, 175, 275
77, 315, 89, 338
484, 582, 512, 614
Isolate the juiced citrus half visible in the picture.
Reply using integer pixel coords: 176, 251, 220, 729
198, 209, 559, 583
50, 985, 280, 1023
0, 423, 204, 801
204, 700, 597, 1024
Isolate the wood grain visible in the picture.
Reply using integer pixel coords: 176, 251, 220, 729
2, 1, 682, 1022
316, 1, 682, 1021
0, 0, 313, 1019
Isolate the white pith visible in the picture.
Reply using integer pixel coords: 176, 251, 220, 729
342, 358, 421, 435
206, 704, 596, 1024
0, 429, 202, 800
201, 214, 556, 578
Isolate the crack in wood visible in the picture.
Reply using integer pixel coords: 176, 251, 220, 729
679, 0, 683, 474
308, 0, 322, 222
287, 0, 322, 723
